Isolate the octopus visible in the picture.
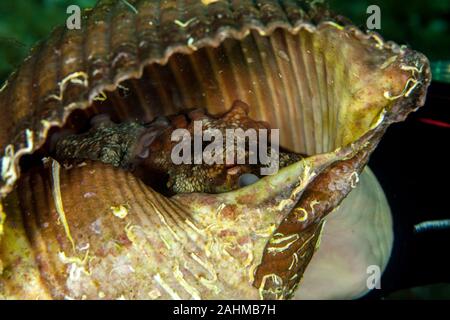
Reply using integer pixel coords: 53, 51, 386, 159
54, 100, 303, 194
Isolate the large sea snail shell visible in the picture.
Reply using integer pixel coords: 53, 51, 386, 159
0, 0, 430, 299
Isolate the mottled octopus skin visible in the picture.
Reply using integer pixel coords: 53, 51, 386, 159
55, 100, 303, 194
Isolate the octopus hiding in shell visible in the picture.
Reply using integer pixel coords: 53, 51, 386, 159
53, 100, 303, 194
0, 0, 431, 300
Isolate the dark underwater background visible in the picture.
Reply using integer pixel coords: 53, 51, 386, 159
0, 0, 449, 300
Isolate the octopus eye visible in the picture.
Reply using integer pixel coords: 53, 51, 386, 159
141, 131, 158, 148
138, 148, 150, 159
238, 173, 259, 188
133, 131, 159, 160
